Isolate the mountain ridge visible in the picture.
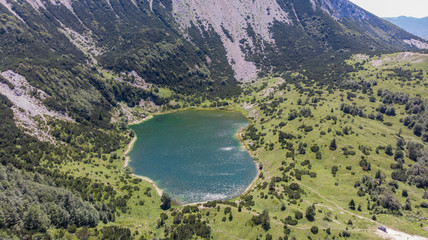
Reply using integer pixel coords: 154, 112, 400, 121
0, 0, 427, 130
0, 1, 428, 239
1, 0, 427, 85
384, 16, 428, 41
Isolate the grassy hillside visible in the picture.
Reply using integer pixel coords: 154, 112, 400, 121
159, 52, 428, 239
225, 52, 428, 239
1, 52, 427, 239
1, 1, 427, 239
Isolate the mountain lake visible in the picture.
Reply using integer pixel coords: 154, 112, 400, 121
127, 110, 258, 204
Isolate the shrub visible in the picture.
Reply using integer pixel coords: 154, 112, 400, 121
284, 217, 298, 225
23, 205, 50, 232
224, 207, 231, 215
331, 166, 339, 176
305, 205, 316, 221
289, 183, 300, 191
68, 224, 77, 234
385, 145, 393, 156
295, 211, 303, 220
304, 126, 313, 132
311, 226, 318, 234
311, 144, 320, 152
160, 193, 172, 210
349, 199, 356, 210
413, 124, 423, 136
203, 201, 217, 208
284, 225, 291, 235
101, 226, 132, 240
357, 190, 366, 197
251, 210, 270, 231
329, 139, 337, 151
383, 121, 393, 126
340, 230, 351, 238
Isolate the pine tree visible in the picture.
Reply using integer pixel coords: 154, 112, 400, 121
261, 210, 270, 231
385, 145, 393, 156
23, 205, 50, 232
305, 205, 316, 221
349, 199, 356, 210
160, 193, 171, 210
329, 138, 337, 151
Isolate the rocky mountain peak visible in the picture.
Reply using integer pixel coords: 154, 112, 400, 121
0, 0, 426, 89
316, 0, 370, 21
173, 0, 292, 81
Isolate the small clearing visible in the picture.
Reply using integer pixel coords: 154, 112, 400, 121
376, 228, 427, 240
371, 52, 428, 67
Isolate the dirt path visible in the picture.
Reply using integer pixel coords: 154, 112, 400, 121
297, 180, 375, 223
211, 227, 243, 240
206, 203, 378, 240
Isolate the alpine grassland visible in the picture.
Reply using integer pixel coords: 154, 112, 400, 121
1, 0, 428, 239
14, 52, 425, 240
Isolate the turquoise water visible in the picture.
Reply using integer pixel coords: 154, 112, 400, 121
127, 110, 257, 204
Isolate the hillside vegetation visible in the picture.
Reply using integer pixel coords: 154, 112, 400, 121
1, 52, 427, 240
0, 0, 428, 239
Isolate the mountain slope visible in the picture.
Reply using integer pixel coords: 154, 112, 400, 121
0, 0, 426, 87
384, 16, 428, 41
0, 0, 428, 239
0, 0, 240, 98
173, 0, 428, 80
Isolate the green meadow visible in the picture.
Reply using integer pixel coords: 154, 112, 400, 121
37, 53, 428, 240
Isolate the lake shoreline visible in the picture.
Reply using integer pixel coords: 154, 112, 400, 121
233, 113, 260, 197
123, 107, 259, 206
123, 114, 164, 197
